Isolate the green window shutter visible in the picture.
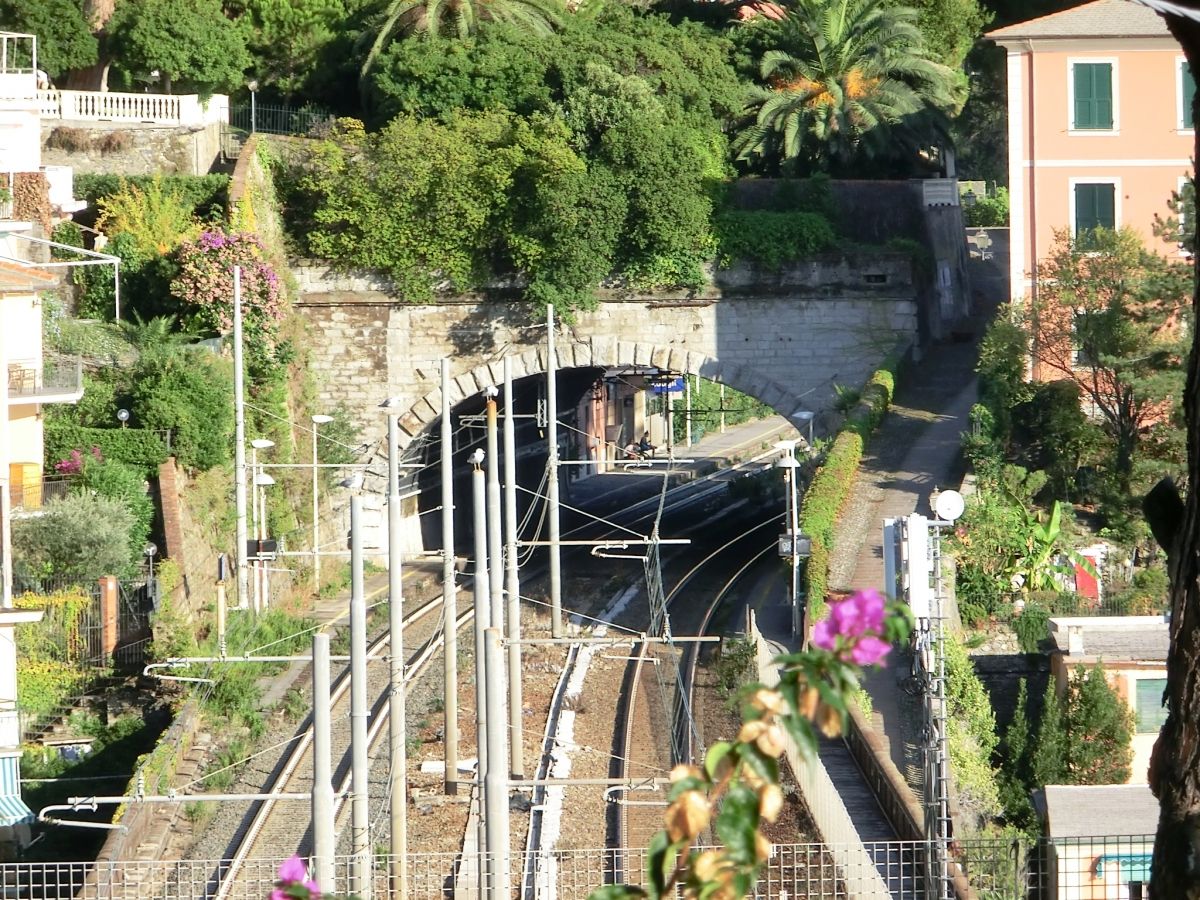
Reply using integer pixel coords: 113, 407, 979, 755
1075, 183, 1116, 249
1074, 63, 1113, 129
1184, 62, 1196, 129
1136, 678, 1168, 733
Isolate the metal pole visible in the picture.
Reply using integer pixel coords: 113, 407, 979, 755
503, 358, 524, 779
486, 396, 504, 634
484, 628, 510, 900
233, 267, 249, 611
719, 384, 726, 434
387, 415, 408, 898
471, 459, 491, 892
788, 459, 800, 639
312, 632, 335, 894
441, 360, 459, 794
349, 495, 371, 899
546, 305, 563, 638
215, 579, 227, 658
312, 423, 320, 593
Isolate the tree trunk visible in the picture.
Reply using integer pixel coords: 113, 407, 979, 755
1151, 14, 1200, 899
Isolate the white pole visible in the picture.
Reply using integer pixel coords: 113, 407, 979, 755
685, 372, 692, 449
471, 459, 491, 892
483, 627, 510, 900
441, 360, 459, 794
546, 306, 562, 638
233, 267, 249, 611
349, 495, 371, 898
720, 384, 726, 434
503, 358, 524, 779
486, 396, 503, 634
251, 448, 260, 615
387, 414, 408, 898
312, 423, 320, 593
312, 632, 335, 894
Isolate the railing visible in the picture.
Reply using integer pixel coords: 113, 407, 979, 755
37, 90, 229, 127
5, 354, 83, 401
9, 475, 73, 512
844, 704, 925, 841
0, 839, 1152, 898
228, 103, 334, 137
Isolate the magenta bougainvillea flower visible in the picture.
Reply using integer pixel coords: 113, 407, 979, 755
171, 229, 285, 345
812, 589, 892, 666
271, 855, 320, 899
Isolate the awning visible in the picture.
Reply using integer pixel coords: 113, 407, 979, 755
1096, 853, 1153, 883
0, 755, 33, 826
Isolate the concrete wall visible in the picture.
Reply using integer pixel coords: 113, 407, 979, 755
39, 121, 225, 176
292, 254, 920, 454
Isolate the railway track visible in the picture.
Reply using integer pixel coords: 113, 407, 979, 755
201, 593, 464, 900
615, 516, 779, 870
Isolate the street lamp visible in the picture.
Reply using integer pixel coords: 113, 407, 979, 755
117, 408, 130, 429
790, 409, 815, 450
249, 438, 274, 613
310, 414, 334, 592
247, 79, 259, 133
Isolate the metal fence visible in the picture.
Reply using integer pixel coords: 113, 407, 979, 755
0, 837, 1159, 899
228, 103, 334, 137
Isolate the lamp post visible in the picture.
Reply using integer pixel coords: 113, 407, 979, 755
250, 438, 274, 613
247, 79, 259, 133
254, 471, 275, 611
117, 408, 129, 429
144, 542, 158, 605
310, 414, 333, 593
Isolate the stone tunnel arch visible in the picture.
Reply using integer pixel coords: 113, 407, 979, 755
395, 341, 812, 452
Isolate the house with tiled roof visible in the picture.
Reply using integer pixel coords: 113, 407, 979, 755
987, 0, 1193, 305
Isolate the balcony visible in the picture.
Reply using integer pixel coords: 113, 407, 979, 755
37, 90, 228, 127
6, 355, 83, 404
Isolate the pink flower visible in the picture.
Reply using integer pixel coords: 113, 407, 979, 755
811, 619, 836, 651
848, 635, 891, 666
278, 855, 307, 884
829, 589, 885, 638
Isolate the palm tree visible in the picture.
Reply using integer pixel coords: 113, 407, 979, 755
361, 0, 564, 77
732, 0, 957, 173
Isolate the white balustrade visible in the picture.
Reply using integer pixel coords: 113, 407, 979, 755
35, 89, 228, 127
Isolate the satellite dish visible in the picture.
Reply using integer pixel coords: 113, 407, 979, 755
935, 489, 965, 523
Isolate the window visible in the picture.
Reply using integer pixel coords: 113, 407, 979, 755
1074, 182, 1116, 248
1073, 62, 1114, 130
1136, 677, 1168, 733
1182, 59, 1196, 130
1073, 310, 1099, 368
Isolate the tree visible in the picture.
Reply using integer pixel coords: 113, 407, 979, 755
129, 349, 234, 471
107, 0, 250, 94
0, 0, 97, 79
731, 0, 957, 175
1031, 679, 1068, 787
225, 0, 358, 96
12, 493, 136, 585
1064, 664, 1134, 784
1024, 227, 1191, 495
361, 0, 564, 76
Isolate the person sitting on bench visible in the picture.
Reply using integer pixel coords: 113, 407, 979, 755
623, 441, 642, 459
637, 432, 655, 457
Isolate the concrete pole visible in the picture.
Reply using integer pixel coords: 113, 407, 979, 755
486, 396, 504, 634
470, 459, 491, 892
233, 267, 249, 611
312, 632, 335, 895
387, 414, 408, 898
349, 495, 371, 899
684, 372, 692, 449
441, 360, 459, 794
483, 627, 510, 900
0, 315, 11, 609
251, 451, 260, 614
546, 305, 563, 638
720, 384, 726, 435
503, 358, 524, 779
312, 423, 321, 593
215, 579, 227, 658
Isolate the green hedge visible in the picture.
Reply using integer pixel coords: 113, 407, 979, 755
799, 358, 900, 621
45, 424, 169, 474
713, 210, 837, 269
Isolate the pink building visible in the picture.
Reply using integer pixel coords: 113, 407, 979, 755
988, 0, 1193, 301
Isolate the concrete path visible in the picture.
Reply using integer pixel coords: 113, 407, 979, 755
826, 335, 982, 791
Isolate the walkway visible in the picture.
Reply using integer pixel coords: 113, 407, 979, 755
827, 334, 982, 792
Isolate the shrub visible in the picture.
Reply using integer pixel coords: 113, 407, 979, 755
963, 187, 1009, 227
129, 349, 235, 471
944, 634, 1001, 823
712, 210, 836, 269
74, 174, 229, 222
44, 423, 169, 473
75, 456, 154, 568
95, 176, 202, 258
12, 493, 136, 583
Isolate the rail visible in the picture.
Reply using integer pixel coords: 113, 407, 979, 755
9, 475, 73, 511
37, 90, 228, 127
843, 705, 924, 841
6, 355, 83, 402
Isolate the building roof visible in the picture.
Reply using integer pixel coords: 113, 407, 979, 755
0, 259, 57, 294
1044, 784, 1160, 838
1049, 616, 1169, 662
987, 0, 1172, 40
